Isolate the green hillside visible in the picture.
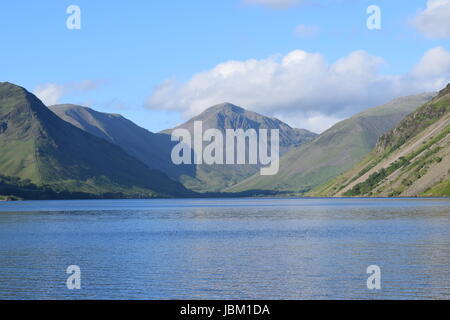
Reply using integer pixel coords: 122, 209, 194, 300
0, 82, 191, 198
228, 93, 434, 194
312, 84, 450, 197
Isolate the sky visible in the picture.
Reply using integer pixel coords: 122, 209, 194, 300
1, 0, 450, 133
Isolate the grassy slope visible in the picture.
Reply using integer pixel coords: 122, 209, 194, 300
423, 178, 450, 196
312, 84, 450, 197
0, 82, 191, 198
228, 93, 434, 194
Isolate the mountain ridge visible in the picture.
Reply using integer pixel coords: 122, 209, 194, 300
310, 84, 450, 197
162, 102, 317, 151
51, 102, 316, 193
3, 81, 445, 199
227, 92, 435, 194
0, 82, 191, 198
161, 102, 317, 192
49, 104, 194, 180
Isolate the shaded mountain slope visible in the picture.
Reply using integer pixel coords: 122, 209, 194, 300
0, 82, 190, 197
49, 104, 194, 179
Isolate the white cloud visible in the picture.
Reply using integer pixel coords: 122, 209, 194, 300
33, 83, 65, 106
146, 47, 450, 132
413, 0, 450, 38
293, 24, 319, 38
276, 112, 343, 133
243, 0, 305, 9
411, 46, 450, 79
33, 80, 105, 106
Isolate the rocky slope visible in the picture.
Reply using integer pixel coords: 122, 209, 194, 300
311, 84, 450, 197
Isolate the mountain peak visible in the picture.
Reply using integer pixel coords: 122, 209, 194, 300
0, 82, 22, 89
202, 103, 245, 114
0, 82, 60, 125
0, 82, 31, 103
164, 101, 317, 148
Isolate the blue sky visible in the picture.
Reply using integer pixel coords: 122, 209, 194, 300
1, 0, 449, 132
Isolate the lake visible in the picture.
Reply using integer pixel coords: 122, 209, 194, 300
0, 198, 449, 300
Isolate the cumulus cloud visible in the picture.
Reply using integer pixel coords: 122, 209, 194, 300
293, 24, 319, 37
33, 83, 65, 106
243, 0, 306, 9
33, 80, 105, 106
276, 112, 343, 133
146, 47, 450, 133
411, 46, 450, 81
413, 0, 450, 38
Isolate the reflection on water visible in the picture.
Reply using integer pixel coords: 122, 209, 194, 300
0, 198, 449, 299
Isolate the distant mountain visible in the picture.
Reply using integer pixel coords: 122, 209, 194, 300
49, 104, 194, 179
0, 82, 190, 198
162, 103, 317, 192
312, 84, 450, 197
228, 93, 435, 194
51, 102, 316, 193
162, 103, 316, 152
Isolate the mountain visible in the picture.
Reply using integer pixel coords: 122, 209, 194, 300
50, 102, 316, 193
49, 104, 194, 179
162, 103, 316, 152
312, 84, 450, 197
228, 93, 435, 194
162, 103, 317, 192
0, 82, 190, 198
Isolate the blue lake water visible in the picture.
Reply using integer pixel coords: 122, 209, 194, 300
0, 198, 449, 300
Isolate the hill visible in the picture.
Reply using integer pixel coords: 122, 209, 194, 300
312, 84, 450, 197
228, 93, 435, 194
49, 104, 194, 179
0, 82, 190, 198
